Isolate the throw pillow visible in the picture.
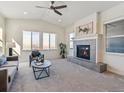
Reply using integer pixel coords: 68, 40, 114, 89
0, 58, 2, 66
32, 50, 41, 57
0, 55, 7, 66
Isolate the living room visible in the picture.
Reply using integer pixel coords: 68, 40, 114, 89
0, 0, 124, 92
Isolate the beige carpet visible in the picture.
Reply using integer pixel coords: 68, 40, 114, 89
10, 59, 124, 92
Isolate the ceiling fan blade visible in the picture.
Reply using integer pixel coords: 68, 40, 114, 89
54, 5, 67, 9
35, 6, 50, 9
54, 9, 62, 16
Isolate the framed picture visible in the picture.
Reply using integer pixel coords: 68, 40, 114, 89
76, 21, 93, 35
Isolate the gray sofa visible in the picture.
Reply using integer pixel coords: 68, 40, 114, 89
0, 56, 19, 92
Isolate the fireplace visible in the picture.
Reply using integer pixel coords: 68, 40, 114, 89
77, 45, 90, 60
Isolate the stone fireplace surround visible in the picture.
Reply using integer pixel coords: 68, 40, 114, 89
67, 34, 107, 73
74, 39, 96, 62
73, 34, 103, 63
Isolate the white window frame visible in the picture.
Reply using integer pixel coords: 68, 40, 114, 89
0, 27, 3, 48
43, 32, 56, 50
22, 31, 40, 50
69, 32, 75, 49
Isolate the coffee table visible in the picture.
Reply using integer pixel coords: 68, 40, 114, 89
31, 60, 52, 80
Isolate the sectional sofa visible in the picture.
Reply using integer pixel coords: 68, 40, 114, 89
0, 56, 19, 92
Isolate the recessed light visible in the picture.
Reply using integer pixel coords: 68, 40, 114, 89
24, 12, 28, 15
58, 19, 62, 22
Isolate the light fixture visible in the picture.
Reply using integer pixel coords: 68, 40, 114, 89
58, 19, 62, 22
24, 11, 28, 15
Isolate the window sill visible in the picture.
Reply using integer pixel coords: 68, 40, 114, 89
22, 50, 32, 52
42, 49, 57, 51
105, 52, 124, 56
22, 49, 57, 52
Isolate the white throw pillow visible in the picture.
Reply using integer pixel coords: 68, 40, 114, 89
0, 55, 7, 66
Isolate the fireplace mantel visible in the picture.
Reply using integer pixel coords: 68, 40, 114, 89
73, 34, 102, 41
73, 34, 103, 63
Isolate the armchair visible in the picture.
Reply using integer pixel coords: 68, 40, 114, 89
29, 50, 44, 67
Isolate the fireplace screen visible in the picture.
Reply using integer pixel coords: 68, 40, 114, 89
77, 45, 90, 60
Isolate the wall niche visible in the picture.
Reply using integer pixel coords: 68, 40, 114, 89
105, 19, 124, 53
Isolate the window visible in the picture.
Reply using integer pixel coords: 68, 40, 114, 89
0, 28, 2, 41
43, 33, 56, 50
32, 32, 40, 50
69, 33, 74, 48
23, 31, 39, 50
50, 34, 56, 49
43, 33, 49, 50
23, 31, 31, 50
0, 28, 3, 47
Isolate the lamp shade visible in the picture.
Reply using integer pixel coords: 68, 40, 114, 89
6, 42, 16, 48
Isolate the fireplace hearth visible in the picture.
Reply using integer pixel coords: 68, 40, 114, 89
77, 45, 90, 60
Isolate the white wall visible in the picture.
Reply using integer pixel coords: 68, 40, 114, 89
0, 13, 5, 55
65, 25, 74, 56
101, 3, 124, 76
5, 19, 65, 62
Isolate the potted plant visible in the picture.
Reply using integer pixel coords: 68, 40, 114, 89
59, 42, 66, 58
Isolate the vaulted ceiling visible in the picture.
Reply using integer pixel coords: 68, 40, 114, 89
0, 1, 122, 27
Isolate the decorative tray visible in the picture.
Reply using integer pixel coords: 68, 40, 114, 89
34, 62, 43, 66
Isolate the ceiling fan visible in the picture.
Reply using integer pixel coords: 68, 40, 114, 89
35, 1, 67, 16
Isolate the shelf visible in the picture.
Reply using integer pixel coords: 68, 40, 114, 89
106, 35, 124, 38
106, 52, 124, 56
73, 34, 102, 41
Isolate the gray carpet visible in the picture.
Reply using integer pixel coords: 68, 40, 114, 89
10, 59, 124, 92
